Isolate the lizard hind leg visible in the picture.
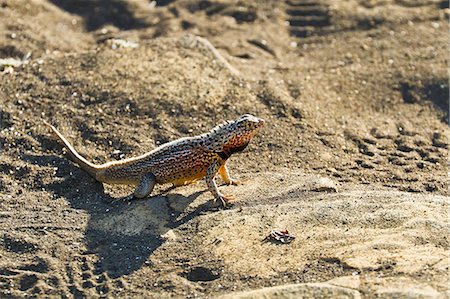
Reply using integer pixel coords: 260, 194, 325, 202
133, 173, 157, 199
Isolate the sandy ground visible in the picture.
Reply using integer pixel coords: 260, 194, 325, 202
0, 0, 449, 298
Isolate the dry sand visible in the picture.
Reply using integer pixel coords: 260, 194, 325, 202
0, 0, 449, 297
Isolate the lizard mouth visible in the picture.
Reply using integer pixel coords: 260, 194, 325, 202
258, 118, 265, 128
254, 118, 265, 132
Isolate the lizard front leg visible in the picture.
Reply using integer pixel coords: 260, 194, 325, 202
206, 160, 234, 206
219, 162, 241, 186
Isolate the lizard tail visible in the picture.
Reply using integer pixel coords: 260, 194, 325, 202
44, 121, 100, 178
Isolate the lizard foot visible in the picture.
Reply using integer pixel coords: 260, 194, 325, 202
111, 194, 135, 203
217, 194, 236, 207
228, 179, 248, 186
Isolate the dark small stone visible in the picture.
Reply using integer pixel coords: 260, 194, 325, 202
184, 267, 220, 282
424, 183, 437, 192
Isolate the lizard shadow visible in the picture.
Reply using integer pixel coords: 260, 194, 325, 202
79, 188, 211, 279
23, 151, 214, 279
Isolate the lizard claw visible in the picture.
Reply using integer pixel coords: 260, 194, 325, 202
216, 194, 236, 207
228, 179, 248, 186
111, 194, 134, 203
223, 194, 236, 201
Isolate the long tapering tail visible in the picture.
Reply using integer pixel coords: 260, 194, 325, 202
44, 121, 99, 178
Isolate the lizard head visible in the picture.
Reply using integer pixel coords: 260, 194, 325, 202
207, 114, 265, 158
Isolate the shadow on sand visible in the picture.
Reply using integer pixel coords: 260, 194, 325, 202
49, 0, 148, 31
24, 138, 215, 278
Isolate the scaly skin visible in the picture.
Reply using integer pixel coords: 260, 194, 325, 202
45, 114, 265, 206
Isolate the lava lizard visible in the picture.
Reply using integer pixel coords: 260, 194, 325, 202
45, 114, 265, 206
